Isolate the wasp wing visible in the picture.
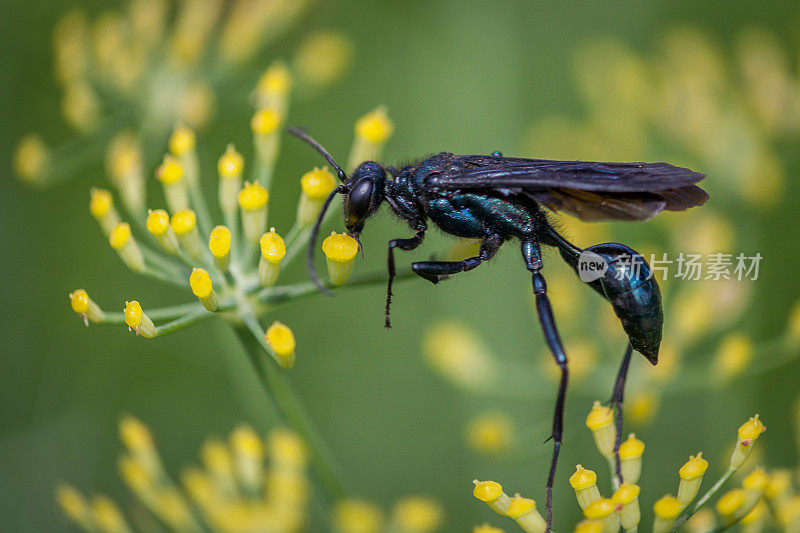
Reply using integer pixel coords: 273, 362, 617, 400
434, 155, 708, 221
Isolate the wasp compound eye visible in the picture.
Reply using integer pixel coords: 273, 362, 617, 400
345, 179, 374, 225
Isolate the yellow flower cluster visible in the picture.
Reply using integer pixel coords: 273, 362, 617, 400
57, 416, 310, 533
15, 0, 354, 187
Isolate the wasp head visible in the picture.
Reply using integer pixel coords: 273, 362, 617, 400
344, 161, 386, 239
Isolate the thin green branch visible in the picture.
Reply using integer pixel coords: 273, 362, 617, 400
153, 307, 213, 337
234, 314, 351, 501
100, 302, 210, 325
254, 269, 413, 305
673, 467, 736, 531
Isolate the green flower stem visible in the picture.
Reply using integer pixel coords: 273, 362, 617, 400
255, 269, 414, 305
672, 467, 737, 531
142, 266, 190, 289
234, 315, 350, 500
154, 307, 213, 337
100, 302, 214, 325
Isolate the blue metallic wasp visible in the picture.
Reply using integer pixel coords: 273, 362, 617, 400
289, 127, 707, 530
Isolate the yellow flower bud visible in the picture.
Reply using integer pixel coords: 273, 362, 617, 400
156, 155, 188, 213
742, 468, 770, 510
613, 484, 641, 531
265, 321, 296, 370
466, 412, 514, 455
230, 425, 264, 492
169, 124, 196, 157
293, 30, 354, 90
255, 60, 292, 111
348, 106, 393, 170
189, 268, 217, 312
55, 484, 92, 529
123, 300, 155, 338
322, 232, 358, 285
251, 107, 283, 136
207, 225, 232, 271
239, 181, 269, 245
716, 489, 745, 524
653, 495, 681, 533
506, 494, 546, 533
258, 228, 286, 287
90, 495, 129, 533
170, 209, 202, 258
392, 496, 444, 533
268, 429, 308, 469
619, 433, 644, 484
573, 520, 603, 533
109, 223, 145, 272
297, 167, 338, 226
586, 401, 616, 459
333, 499, 384, 533
569, 465, 601, 510
218, 144, 244, 215
765, 469, 791, 507
69, 289, 103, 325
731, 415, 766, 469
584, 498, 618, 533
678, 453, 709, 508
89, 188, 120, 234
14, 134, 49, 184
146, 209, 179, 254
473, 480, 511, 515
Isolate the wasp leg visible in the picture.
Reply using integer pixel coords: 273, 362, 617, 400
386, 223, 427, 328
410, 234, 503, 284
521, 238, 567, 533
610, 342, 633, 486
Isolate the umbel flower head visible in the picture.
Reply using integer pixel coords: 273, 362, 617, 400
67, 60, 399, 371
57, 417, 445, 533
14, 0, 354, 187
471, 407, 768, 533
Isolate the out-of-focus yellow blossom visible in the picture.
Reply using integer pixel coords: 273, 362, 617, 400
293, 30, 354, 93
391, 496, 444, 533
14, 135, 49, 185
714, 333, 754, 381
348, 106, 394, 170
423, 320, 498, 391
265, 321, 296, 370
466, 412, 514, 455
334, 499, 384, 533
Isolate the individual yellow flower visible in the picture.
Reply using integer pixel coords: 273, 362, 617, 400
618, 434, 644, 484
89, 188, 120, 234
217, 144, 244, 215
123, 300, 156, 338
146, 209, 179, 254
208, 225, 232, 271
569, 465, 601, 510
322, 232, 359, 285
109, 223, 145, 272
422, 321, 498, 391
334, 499, 384, 533
348, 106, 394, 170
265, 321, 296, 370
678, 453, 708, 508
156, 155, 188, 214
189, 268, 217, 312
230, 425, 264, 493
652, 495, 682, 533
392, 496, 444, 533
612, 484, 641, 531
466, 412, 514, 455
297, 167, 338, 226
55, 484, 92, 530
573, 520, 603, 533
716, 488, 745, 525
239, 181, 269, 245
259, 228, 286, 287
293, 30, 354, 92
506, 494, 546, 533
254, 60, 292, 112
69, 289, 103, 325
586, 401, 616, 460
583, 498, 618, 533
170, 209, 203, 258
473, 480, 512, 515
731, 415, 766, 469
714, 333, 754, 381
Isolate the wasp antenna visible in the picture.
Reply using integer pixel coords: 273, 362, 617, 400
307, 186, 346, 296
287, 126, 348, 182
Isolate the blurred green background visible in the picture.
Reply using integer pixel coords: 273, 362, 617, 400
2, 0, 800, 531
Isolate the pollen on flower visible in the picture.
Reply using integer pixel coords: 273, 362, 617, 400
355, 105, 394, 144
251, 107, 283, 135
208, 225, 231, 258
90, 188, 114, 218
170, 209, 196, 235
260, 228, 286, 263
238, 181, 269, 210
146, 209, 170, 235
322, 232, 358, 263
109, 222, 132, 249
218, 144, 244, 178
189, 268, 213, 299
168, 124, 196, 156
156, 155, 184, 184
301, 167, 337, 200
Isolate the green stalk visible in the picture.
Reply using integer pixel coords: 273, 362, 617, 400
672, 467, 736, 531
234, 315, 350, 500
